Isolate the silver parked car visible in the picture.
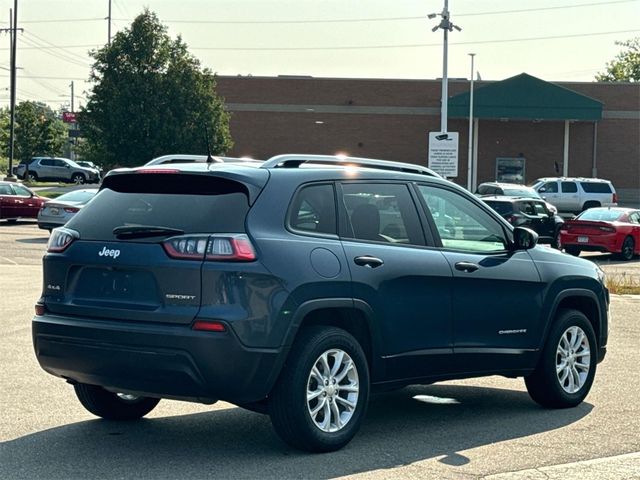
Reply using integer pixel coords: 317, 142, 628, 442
17, 157, 100, 184
37, 189, 98, 231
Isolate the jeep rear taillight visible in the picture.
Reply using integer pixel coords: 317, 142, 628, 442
613, 192, 618, 203
47, 227, 79, 253
162, 234, 256, 262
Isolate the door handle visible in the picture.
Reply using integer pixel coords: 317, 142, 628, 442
455, 261, 479, 273
354, 256, 384, 268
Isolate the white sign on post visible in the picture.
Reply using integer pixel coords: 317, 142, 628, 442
428, 132, 459, 178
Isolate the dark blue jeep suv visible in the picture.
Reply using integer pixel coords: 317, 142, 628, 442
33, 154, 609, 452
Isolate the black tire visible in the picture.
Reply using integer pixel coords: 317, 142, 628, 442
71, 173, 86, 185
74, 383, 160, 420
552, 228, 562, 250
525, 309, 597, 408
564, 245, 581, 257
618, 236, 635, 261
268, 326, 370, 452
581, 201, 600, 212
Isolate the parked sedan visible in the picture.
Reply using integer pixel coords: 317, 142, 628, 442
482, 196, 564, 248
37, 188, 98, 231
0, 181, 47, 222
561, 207, 640, 260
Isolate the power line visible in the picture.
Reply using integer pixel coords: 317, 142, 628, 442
187, 28, 640, 51
111, 0, 638, 24
20, 17, 104, 24
2, 28, 637, 53
24, 31, 89, 62
19, 36, 91, 67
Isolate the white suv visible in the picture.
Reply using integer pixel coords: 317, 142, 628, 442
531, 177, 617, 214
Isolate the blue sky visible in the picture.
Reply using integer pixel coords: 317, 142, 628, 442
0, 0, 638, 109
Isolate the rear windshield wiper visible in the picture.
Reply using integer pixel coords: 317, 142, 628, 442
113, 225, 185, 239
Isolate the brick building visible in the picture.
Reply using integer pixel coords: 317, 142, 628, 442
215, 74, 640, 204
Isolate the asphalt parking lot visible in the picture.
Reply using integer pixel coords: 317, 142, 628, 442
1, 221, 639, 479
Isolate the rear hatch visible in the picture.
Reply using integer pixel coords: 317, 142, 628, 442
42, 168, 268, 325
563, 220, 616, 236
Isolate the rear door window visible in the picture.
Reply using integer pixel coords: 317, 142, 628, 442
66, 174, 250, 241
561, 182, 578, 193
340, 183, 425, 245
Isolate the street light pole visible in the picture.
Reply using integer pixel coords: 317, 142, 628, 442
7, 0, 18, 180
429, 0, 461, 135
107, 0, 112, 45
467, 53, 476, 191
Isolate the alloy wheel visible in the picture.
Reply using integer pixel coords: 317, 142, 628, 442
306, 348, 359, 433
556, 326, 591, 394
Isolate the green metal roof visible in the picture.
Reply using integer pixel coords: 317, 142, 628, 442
448, 73, 603, 121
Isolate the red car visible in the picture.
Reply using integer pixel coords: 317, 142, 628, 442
561, 207, 640, 261
0, 181, 47, 222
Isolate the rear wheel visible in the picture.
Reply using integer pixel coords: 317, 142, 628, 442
269, 326, 369, 452
525, 309, 597, 408
74, 383, 160, 420
552, 227, 562, 250
564, 245, 581, 256
26, 172, 38, 183
618, 236, 635, 261
581, 201, 600, 212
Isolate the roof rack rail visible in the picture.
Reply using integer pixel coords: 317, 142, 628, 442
261, 154, 441, 178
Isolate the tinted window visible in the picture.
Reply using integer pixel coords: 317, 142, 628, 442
477, 185, 498, 195
67, 174, 250, 241
519, 201, 536, 216
0, 185, 12, 195
341, 183, 424, 245
484, 201, 513, 216
580, 182, 612, 193
541, 181, 558, 193
40, 159, 54, 166
561, 182, 578, 193
53, 159, 67, 167
289, 183, 336, 235
629, 212, 640, 224
419, 185, 507, 252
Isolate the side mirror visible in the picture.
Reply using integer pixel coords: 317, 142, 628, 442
66, 164, 71, 168
538, 187, 546, 193
512, 227, 538, 250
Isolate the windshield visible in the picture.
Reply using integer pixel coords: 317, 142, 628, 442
577, 209, 624, 222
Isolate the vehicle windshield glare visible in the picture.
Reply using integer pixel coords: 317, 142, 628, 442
577, 209, 624, 222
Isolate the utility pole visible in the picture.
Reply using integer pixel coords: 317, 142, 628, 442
428, 0, 461, 134
1, 1, 22, 181
69, 81, 75, 160
70, 81, 74, 112
107, 0, 112, 45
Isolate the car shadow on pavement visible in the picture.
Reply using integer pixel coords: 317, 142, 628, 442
15, 237, 48, 244
0, 384, 593, 479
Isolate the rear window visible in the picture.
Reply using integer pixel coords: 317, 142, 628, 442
580, 182, 612, 193
55, 190, 97, 203
577, 209, 623, 222
484, 201, 513, 216
502, 187, 541, 198
66, 174, 249, 241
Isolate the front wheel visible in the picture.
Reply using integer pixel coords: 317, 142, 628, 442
564, 245, 581, 257
71, 173, 86, 185
74, 383, 160, 420
269, 326, 370, 452
525, 309, 597, 408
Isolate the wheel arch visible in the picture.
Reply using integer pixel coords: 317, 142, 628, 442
283, 298, 382, 381
544, 289, 604, 353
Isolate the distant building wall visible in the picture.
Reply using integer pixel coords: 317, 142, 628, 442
216, 76, 639, 202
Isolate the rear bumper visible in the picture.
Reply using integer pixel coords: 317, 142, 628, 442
561, 232, 620, 253
32, 313, 284, 404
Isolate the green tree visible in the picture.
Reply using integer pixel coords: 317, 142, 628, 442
14, 101, 67, 162
596, 37, 640, 82
79, 10, 232, 168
